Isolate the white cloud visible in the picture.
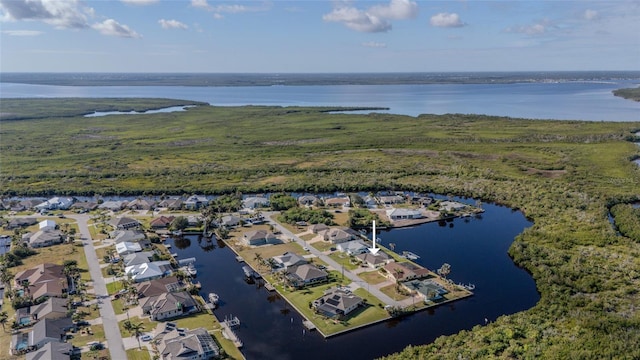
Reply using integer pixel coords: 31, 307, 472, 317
430, 12, 465, 28
191, 0, 211, 10
0, 0, 91, 29
159, 19, 187, 30
505, 22, 548, 35
323, 6, 391, 33
92, 19, 141, 38
120, 0, 159, 5
2, 29, 43, 36
362, 41, 387, 48
583, 9, 598, 21
191, 0, 271, 15
212, 13, 224, 20
369, 0, 418, 20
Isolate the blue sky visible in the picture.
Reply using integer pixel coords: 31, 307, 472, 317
1, 0, 639, 72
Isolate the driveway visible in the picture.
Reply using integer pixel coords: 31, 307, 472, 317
68, 214, 128, 360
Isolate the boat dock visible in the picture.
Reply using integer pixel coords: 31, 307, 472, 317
264, 283, 275, 291
235, 256, 244, 262
303, 320, 316, 331
220, 321, 243, 348
178, 257, 196, 265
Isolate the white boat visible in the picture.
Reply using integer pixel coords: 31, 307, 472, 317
402, 251, 420, 260
460, 283, 475, 291
186, 263, 197, 276
208, 292, 219, 305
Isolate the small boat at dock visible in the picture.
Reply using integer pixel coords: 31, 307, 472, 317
186, 263, 197, 276
208, 292, 219, 305
401, 251, 420, 260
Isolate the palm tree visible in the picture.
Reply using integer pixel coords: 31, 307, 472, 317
0, 311, 8, 332
253, 252, 264, 269
0, 266, 13, 294
128, 321, 144, 349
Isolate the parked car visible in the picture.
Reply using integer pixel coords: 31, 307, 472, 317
140, 334, 152, 341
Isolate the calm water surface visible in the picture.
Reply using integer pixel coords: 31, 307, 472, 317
2, 81, 639, 121
168, 201, 538, 360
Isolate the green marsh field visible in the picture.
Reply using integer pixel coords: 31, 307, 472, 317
1, 98, 640, 358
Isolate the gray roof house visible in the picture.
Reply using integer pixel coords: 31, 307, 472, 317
29, 317, 73, 349
242, 196, 269, 209
242, 230, 279, 246
5, 217, 38, 230
287, 264, 328, 288
35, 197, 74, 211
110, 217, 140, 230
26, 341, 73, 360
16, 297, 69, 325
127, 198, 156, 210
112, 229, 146, 244
157, 327, 220, 360
386, 208, 423, 221
98, 200, 127, 211
321, 227, 357, 244
337, 240, 370, 256
271, 252, 308, 270
313, 287, 363, 319
125, 261, 172, 283
220, 215, 241, 228
123, 251, 155, 267
184, 195, 209, 210
140, 291, 200, 321
356, 251, 394, 268
298, 195, 319, 207
158, 197, 184, 210
116, 241, 142, 256
28, 230, 63, 248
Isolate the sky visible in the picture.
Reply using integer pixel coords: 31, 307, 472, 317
0, 0, 639, 73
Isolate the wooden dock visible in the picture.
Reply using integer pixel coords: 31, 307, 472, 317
221, 322, 243, 348
264, 283, 275, 291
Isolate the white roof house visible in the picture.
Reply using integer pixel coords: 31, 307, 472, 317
386, 208, 423, 221
271, 252, 308, 270
35, 197, 74, 210
116, 241, 142, 255
125, 261, 172, 283
38, 220, 57, 231
337, 240, 370, 256
184, 195, 209, 210
243, 196, 270, 209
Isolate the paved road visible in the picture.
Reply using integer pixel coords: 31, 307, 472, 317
69, 214, 128, 360
263, 212, 402, 307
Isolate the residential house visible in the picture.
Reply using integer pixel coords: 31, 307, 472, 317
384, 262, 422, 282
243, 196, 269, 210
410, 195, 434, 207
123, 251, 155, 267
313, 287, 363, 318
386, 208, 423, 221
158, 197, 183, 210
35, 197, 74, 211
286, 264, 328, 288
111, 230, 145, 244
28, 230, 63, 248
70, 201, 98, 212
0, 235, 11, 256
220, 215, 241, 228
323, 195, 350, 208
116, 241, 142, 256
321, 227, 358, 244
337, 240, 369, 256
14, 263, 68, 300
157, 327, 220, 360
28, 317, 73, 350
12, 199, 44, 212
98, 200, 127, 211
362, 195, 378, 208
150, 216, 175, 229
38, 220, 56, 231
110, 217, 140, 230
308, 223, 329, 234
377, 194, 405, 206
26, 341, 74, 360
439, 201, 467, 212
184, 195, 209, 210
298, 195, 319, 207
242, 229, 279, 246
125, 261, 172, 283
140, 291, 200, 321
135, 276, 183, 298
127, 199, 156, 211
402, 279, 449, 301
16, 297, 68, 325
356, 251, 394, 269
271, 252, 307, 270
5, 217, 38, 230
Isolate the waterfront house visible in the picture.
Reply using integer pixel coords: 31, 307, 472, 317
321, 227, 358, 244
386, 208, 423, 221
323, 195, 350, 208
70, 201, 98, 212
150, 216, 175, 229
5, 217, 38, 230
356, 251, 393, 269
243, 196, 270, 209
25, 341, 74, 360
135, 276, 183, 298
110, 216, 140, 230
123, 251, 155, 267
308, 223, 329, 234
184, 195, 209, 210
378, 194, 405, 206
28, 230, 63, 248
125, 261, 172, 282
402, 279, 449, 301
298, 195, 320, 207
286, 264, 328, 288
35, 197, 74, 211
337, 240, 370, 256
38, 220, 57, 231
112, 229, 146, 243
363, 195, 378, 208
439, 200, 466, 212
127, 198, 156, 211
140, 291, 200, 321
116, 241, 142, 256
14, 263, 68, 299
313, 287, 363, 319
98, 200, 127, 211
158, 197, 183, 210
242, 229, 279, 246
220, 215, 241, 228
271, 252, 308, 270
157, 327, 220, 360
14, 199, 45, 212
384, 262, 419, 281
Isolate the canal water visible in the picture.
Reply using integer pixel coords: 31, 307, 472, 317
167, 201, 538, 360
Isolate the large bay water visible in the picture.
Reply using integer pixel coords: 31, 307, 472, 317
168, 200, 537, 360
1, 80, 639, 121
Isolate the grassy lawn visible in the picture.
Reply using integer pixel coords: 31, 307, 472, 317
379, 283, 412, 302
309, 240, 334, 252
81, 348, 110, 360
126, 348, 152, 360
299, 233, 316, 241
236, 241, 305, 275
69, 323, 107, 347
118, 316, 155, 336
358, 270, 389, 285
327, 252, 360, 271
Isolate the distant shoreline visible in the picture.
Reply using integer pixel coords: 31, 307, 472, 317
2, 71, 639, 87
